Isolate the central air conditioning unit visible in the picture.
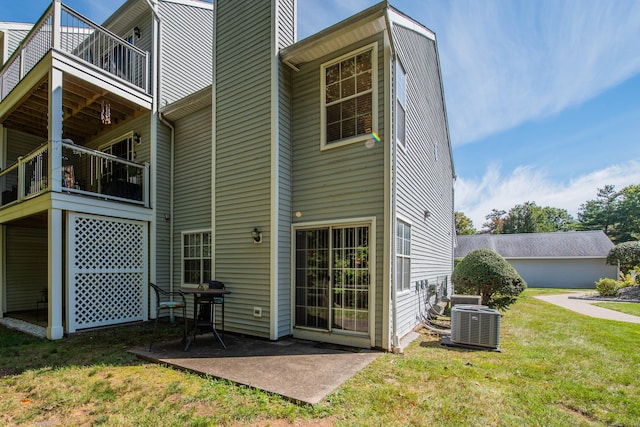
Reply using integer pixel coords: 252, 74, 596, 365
450, 305, 501, 350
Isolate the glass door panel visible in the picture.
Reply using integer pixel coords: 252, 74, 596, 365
332, 226, 369, 333
295, 225, 370, 334
295, 229, 330, 329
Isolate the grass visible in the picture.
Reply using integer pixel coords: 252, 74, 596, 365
593, 301, 640, 316
1, 289, 639, 426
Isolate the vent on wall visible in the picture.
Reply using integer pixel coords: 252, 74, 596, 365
450, 305, 501, 350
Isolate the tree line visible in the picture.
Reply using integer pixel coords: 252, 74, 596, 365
456, 184, 640, 243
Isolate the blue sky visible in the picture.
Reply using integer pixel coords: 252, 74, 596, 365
4, 0, 640, 229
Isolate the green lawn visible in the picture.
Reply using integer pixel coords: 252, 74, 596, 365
1, 288, 639, 426
593, 301, 640, 317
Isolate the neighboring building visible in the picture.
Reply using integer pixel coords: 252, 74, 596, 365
455, 231, 617, 288
0, 0, 455, 352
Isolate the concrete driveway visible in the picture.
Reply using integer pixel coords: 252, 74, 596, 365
534, 293, 640, 323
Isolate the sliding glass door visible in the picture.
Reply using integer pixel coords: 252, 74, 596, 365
295, 225, 370, 334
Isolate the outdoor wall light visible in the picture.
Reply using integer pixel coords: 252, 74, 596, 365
134, 132, 141, 145
134, 27, 141, 38
251, 227, 263, 244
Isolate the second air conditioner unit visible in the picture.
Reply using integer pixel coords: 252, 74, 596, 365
450, 305, 501, 350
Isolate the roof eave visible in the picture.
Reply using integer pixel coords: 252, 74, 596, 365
160, 84, 212, 121
280, 1, 388, 67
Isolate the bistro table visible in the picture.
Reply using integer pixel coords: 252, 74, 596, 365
180, 286, 231, 351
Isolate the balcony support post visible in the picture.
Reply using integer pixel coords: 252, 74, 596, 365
48, 68, 63, 193
47, 207, 64, 340
52, 0, 62, 51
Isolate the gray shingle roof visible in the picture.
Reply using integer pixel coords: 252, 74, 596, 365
455, 231, 614, 259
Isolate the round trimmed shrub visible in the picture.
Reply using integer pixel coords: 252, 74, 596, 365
452, 248, 527, 310
595, 278, 619, 297
607, 241, 640, 275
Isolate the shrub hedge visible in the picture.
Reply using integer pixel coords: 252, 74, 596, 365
452, 248, 527, 310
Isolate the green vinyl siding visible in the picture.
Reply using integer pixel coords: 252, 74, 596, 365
277, 63, 292, 338
391, 25, 455, 339
290, 33, 386, 347
215, 0, 274, 338
5, 226, 47, 312
158, 1, 213, 106
155, 122, 172, 290
172, 105, 212, 290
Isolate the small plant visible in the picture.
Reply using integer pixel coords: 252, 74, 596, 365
452, 248, 526, 310
618, 267, 640, 288
595, 278, 620, 297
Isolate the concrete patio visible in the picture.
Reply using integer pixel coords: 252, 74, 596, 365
130, 333, 383, 405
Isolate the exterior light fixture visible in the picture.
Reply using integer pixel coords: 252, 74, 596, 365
134, 27, 141, 38
134, 132, 141, 145
251, 227, 263, 244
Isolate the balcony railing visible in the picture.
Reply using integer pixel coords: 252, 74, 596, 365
0, 2, 149, 102
0, 142, 149, 208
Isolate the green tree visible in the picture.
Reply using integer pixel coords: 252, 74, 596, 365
482, 209, 506, 234
501, 201, 550, 234
578, 184, 640, 242
452, 248, 526, 310
577, 185, 620, 236
455, 211, 476, 235
615, 185, 640, 242
606, 241, 640, 275
541, 206, 577, 231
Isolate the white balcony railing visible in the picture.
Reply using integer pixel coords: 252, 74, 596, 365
0, 142, 149, 208
0, 2, 149, 101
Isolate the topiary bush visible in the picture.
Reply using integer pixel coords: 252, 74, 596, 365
606, 241, 640, 275
452, 248, 527, 310
595, 278, 620, 297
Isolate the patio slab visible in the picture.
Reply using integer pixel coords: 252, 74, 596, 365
130, 333, 382, 405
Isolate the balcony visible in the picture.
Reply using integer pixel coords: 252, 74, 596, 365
0, 141, 149, 208
0, 2, 151, 144
1, 2, 148, 100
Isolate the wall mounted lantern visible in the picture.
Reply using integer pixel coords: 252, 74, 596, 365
251, 227, 263, 244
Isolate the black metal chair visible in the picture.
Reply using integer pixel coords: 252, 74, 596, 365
149, 283, 187, 351
199, 280, 227, 336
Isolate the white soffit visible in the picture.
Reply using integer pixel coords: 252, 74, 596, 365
281, 3, 388, 67
160, 84, 212, 121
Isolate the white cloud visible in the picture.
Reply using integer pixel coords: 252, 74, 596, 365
455, 160, 640, 230
437, 0, 640, 145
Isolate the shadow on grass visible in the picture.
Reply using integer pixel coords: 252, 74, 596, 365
0, 319, 185, 377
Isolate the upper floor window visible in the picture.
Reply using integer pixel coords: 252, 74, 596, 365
396, 60, 407, 147
321, 43, 378, 149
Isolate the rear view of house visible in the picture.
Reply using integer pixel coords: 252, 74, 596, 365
1, 0, 454, 352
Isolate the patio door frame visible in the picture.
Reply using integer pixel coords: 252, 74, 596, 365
291, 217, 376, 348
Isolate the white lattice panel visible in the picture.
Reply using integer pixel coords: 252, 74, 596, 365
67, 213, 148, 332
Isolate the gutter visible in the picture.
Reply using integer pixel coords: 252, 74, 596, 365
384, 8, 400, 353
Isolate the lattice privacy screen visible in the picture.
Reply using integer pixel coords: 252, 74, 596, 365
67, 213, 148, 332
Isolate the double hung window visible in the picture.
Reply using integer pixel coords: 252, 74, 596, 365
182, 231, 212, 285
321, 43, 377, 148
396, 220, 411, 292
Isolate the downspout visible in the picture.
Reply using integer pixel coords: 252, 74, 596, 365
385, 9, 400, 353
159, 113, 175, 299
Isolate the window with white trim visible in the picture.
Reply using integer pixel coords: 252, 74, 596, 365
322, 43, 377, 148
182, 231, 212, 285
396, 60, 407, 147
396, 220, 411, 292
